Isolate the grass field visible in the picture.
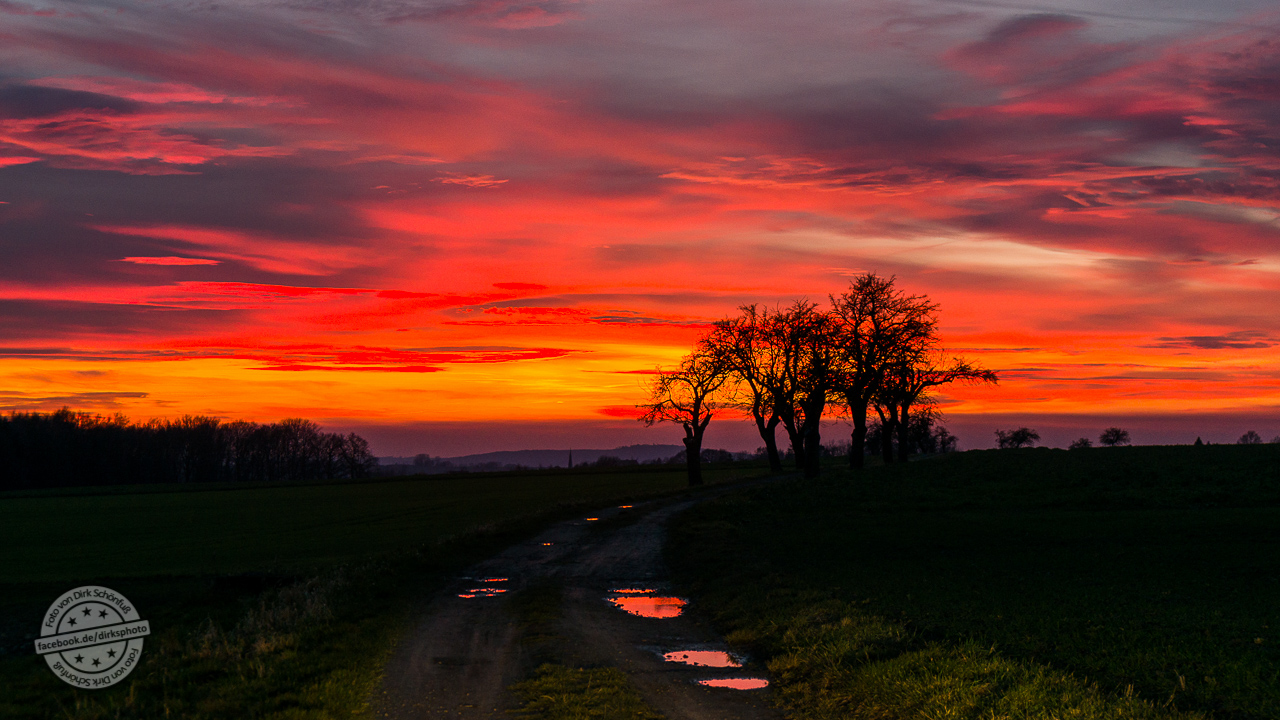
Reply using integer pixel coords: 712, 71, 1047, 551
0, 465, 760, 582
0, 464, 760, 719
669, 445, 1280, 720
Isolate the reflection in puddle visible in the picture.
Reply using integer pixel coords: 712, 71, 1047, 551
586, 517, 599, 521
542, 542, 554, 546
481, 577, 508, 583
459, 586, 507, 598
697, 678, 769, 690
618, 505, 633, 509
663, 650, 741, 668
610, 588, 656, 595
609, 595, 686, 618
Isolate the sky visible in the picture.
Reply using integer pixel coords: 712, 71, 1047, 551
2, 0, 1280, 455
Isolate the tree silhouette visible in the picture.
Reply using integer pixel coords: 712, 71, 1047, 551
701, 305, 787, 472
1099, 427, 1130, 447
829, 273, 938, 469
1069, 437, 1092, 450
996, 427, 1039, 449
1238, 430, 1262, 445
777, 300, 840, 479
639, 350, 730, 486
876, 353, 997, 463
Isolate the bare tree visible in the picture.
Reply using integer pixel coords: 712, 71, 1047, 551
877, 353, 997, 462
771, 301, 840, 479
996, 427, 1039, 449
1099, 427, 1131, 447
830, 274, 939, 469
701, 305, 786, 472
639, 350, 730, 486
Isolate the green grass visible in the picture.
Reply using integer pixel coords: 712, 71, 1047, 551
0, 465, 760, 582
668, 445, 1280, 720
510, 664, 666, 720
0, 464, 759, 719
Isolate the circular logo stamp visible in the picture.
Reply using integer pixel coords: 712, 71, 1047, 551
33, 585, 151, 689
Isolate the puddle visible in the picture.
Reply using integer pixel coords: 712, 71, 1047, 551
458, 586, 507, 598
663, 650, 741, 668
481, 577, 508, 583
609, 587, 656, 594
585, 517, 599, 521
608, 595, 686, 618
697, 678, 769, 690
618, 505, 632, 509
541, 542, 554, 546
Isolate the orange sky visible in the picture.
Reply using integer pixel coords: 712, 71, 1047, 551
2, 1, 1280, 453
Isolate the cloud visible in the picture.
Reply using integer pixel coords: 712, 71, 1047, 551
1148, 331, 1276, 350
0, 391, 149, 411
120, 256, 221, 265
432, 171, 509, 187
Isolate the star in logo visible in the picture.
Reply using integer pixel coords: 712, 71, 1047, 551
73, 654, 84, 663
107, 649, 117, 658
92, 658, 101, 667
67, 618, 77, 627
99, 610, 109, 618
82, 608, 92, 616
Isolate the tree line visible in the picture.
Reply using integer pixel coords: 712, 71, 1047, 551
0, 409, 377, 489
640, 273, 997, 484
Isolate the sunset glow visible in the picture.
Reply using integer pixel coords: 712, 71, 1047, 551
4, 1, 1280, 453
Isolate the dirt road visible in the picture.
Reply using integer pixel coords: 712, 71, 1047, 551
373, 492, 782, 719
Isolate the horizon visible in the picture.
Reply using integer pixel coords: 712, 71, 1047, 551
350, 412, 1280, 457
4, 1, 1280, 451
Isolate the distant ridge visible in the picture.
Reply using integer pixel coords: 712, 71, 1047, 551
378, 443, 684, 471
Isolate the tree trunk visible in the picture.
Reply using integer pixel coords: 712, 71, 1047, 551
682, 433, 703, 486
754, 413, 783, 472
849, 398, 868, 470
879, 406, 896, 464
780, 417, 804, 469
802, 420, 822, 479
896, 402, 912, 463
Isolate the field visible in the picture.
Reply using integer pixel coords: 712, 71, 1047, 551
669, 445, 1280, 720
0, 464, 759, 719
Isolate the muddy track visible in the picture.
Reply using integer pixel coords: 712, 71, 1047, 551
373, 486, 783, 720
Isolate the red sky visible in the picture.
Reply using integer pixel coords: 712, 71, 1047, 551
2, 0, 1279, 454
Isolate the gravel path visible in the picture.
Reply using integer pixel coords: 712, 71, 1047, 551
373, 490, 783, 719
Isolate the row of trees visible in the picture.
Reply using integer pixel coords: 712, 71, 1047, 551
0, 409, 377, 489
640, 273, 997, 484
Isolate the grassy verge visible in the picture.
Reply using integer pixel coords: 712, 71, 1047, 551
0, 464, 759, 718
668, 446, 1280, 720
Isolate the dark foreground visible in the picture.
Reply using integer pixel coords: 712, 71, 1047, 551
669, 444, 1280, 720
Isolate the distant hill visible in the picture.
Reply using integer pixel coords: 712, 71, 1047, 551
378, 444, 685, 474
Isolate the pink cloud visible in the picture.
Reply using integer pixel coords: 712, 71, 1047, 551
120, 256, 220, 265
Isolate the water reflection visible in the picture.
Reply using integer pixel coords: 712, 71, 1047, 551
663, 650, 741, 668
609, 587, 656, 595
458, 587, 507, 598
697, 678, 769, 690
608, 595, 686, 618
